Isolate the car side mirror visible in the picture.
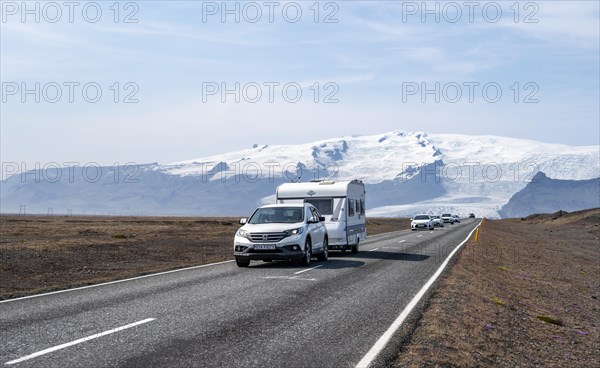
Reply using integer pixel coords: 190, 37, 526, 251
239, 218, 247, 225
319, 216, 325, 222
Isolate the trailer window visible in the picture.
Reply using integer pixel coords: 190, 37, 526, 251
348, 199, 355, 216
360, 199, 365, 215
304, 198, 333, 215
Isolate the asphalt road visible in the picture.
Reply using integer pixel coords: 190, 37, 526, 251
1, 219, 480, 368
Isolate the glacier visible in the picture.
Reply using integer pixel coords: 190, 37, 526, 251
1, 131, 598, 218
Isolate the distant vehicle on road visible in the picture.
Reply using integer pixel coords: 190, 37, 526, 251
234, 203, 328, 267
411, 214, 434, 231
441, 214, 455, 224
276, 180, 366, 254
431, 215, 444, 227
453, 215, 461, 223
469, 213, 475, 218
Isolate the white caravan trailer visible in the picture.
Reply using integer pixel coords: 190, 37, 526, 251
276, 180, 366, 253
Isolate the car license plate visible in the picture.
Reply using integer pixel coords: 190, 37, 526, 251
254, 244, 276, 250
418, 224, 425, 227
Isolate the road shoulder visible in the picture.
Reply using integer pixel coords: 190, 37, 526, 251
393, 209, 600, 367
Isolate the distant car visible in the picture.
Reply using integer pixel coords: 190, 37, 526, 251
469, 213, 475, 219
233, 203, 328, 267
441, 214, 455, 224
431, 215, 444, 227
453, 215, 461, 223
411, 214, 434, 231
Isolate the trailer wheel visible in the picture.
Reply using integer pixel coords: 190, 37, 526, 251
351, 238, 359, 254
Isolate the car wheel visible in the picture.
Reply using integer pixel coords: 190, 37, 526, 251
300, 238, 312, 266
236, 258, 250, 267
317, 237, 328, 261
351, 238, 359, 254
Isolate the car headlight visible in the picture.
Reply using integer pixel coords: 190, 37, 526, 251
285, 227, 304, 237
236, 229, 249, 238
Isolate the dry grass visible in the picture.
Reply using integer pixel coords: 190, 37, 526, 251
395, 209, 600, 367
0, 215, 407, 300
0, 215, 238, 300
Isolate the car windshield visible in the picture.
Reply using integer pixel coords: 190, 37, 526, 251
432, 216, 440, 219
248, 207, 304, 224
442, 214, 451, 217
414, 215, 429, 220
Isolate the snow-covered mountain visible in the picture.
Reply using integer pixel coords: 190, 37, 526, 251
1, 131, 598, 218
498, 172, 600, 218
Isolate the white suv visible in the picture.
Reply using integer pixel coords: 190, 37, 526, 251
441, 214, 455, 224
233, 204, 328, 267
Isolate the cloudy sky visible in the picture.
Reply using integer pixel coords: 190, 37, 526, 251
1, 1, 599, 170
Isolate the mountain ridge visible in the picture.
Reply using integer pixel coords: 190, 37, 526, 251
2, 131, 598, 218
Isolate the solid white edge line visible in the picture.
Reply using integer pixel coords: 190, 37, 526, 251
294, 265, 322, 275
355, 220, 482, 368
5, 318, 155, 365
0, 260, 235, 304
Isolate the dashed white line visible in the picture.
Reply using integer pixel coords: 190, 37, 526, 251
5, 318, 155, 365
368, 248, 379, 252
416, 234, 423, 238
294, 265, 322, 275
398, 240, 406, 243
263, 276, 316, 281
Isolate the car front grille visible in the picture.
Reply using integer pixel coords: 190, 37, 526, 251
248, 232, 287, 243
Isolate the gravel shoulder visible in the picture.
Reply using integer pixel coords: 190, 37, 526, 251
394, 209, 600, 367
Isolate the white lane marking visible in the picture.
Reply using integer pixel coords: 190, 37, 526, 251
398, 240, 406, 243
368, 248, 379, 252
294, 265, 323, 275
5, 318, 155, 365
263, 276, 316, 281
416, 235, 423, 238
355, 221, 482, 368
1, 260, 235, 304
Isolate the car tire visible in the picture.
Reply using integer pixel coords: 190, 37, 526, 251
317, 237, 328, 262
300, 238, 312, 266
351, 238, 359, 254
236, 258, 250, 267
